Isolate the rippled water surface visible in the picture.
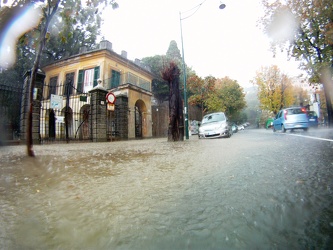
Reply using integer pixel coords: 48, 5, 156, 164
1, 130, 332, 249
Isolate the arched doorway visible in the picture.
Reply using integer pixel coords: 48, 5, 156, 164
78, 104, 91, 140
134, 100, 147, 138
61, 106, 73, 140
135, 106, 142, 138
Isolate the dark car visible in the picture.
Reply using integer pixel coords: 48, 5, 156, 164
307, 111, 319, 128
273, 107, 309, 132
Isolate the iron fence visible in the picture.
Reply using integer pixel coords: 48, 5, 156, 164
0, 84, 22, 142
40, 81, 92, 143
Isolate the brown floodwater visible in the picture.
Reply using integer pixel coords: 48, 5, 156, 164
1, 130, 332, 249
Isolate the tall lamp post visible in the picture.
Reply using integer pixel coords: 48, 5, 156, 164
179, 1, 226, 140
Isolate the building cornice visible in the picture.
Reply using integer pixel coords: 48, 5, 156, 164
42, 47, 156, 80
117, 83, 153, 96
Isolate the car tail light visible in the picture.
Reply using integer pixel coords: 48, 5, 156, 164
301, 107, 307, 113
284, 110, 287, 120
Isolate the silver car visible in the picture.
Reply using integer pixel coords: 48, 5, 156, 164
198, 112, 232, 139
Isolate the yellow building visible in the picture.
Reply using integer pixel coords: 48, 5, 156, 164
40, 40, 155, 141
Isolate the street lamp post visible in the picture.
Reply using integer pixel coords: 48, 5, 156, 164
179, 12, 189, 139
179, 1, 226, 140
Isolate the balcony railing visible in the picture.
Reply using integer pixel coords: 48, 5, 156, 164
123, 72, 151, 92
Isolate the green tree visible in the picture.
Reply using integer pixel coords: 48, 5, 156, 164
205, 77, 246, 119
4, 0, 107, 73
292, 85, 309, 107
261, 0, 333, 126
142, 40, 195, 103
187, 75, 215, 116
166, 40, 182, 63
41, 4, 102, 64
141, 55, 169, 103
253, 65, 295, 115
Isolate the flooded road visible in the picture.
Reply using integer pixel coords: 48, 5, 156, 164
1, 129, 332, 249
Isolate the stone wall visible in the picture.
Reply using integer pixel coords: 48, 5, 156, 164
89, 85, 108, 142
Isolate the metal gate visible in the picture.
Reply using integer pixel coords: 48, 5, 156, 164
106, 96, 129, 141
135, 105, 142, 138
40, 79, 91, 143
0, 84, 22, 142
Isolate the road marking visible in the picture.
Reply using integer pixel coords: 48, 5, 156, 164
287, 133, 333, 142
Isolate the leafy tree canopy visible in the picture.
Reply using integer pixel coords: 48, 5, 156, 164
166, 40, 182, 62
0, 0, 118, 72
187, 74, 215, 115
206, 77, 246, 119
142, 40, 195, 103
187, 75, 246, 119
141, 55, 169, 103
253, 65, 296, 115
260, 0, 333, 125
261, 0, 333, 80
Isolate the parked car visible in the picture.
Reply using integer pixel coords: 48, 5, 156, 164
237, 125, 244, 130
273, 107, 309, 132
231, 124, 238, 133
198, 112, 232, 139
307, 111, 319, 128
189, 120, 200, 135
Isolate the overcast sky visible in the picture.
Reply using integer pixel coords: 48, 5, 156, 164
101, 0, 303, 87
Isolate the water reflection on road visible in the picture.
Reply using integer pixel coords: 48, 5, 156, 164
1, 130, 332, 249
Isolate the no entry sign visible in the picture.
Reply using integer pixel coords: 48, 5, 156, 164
106, 92, 116, 104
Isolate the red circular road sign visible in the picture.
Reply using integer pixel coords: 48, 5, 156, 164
106, 92, 116, 104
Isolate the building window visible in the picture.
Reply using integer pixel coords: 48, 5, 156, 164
63, 72, 75, 96
77, 66, 100, 93
110, 70, 120, 89
49, 76, 58, 98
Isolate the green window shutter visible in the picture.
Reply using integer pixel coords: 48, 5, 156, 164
111, 70, 116, 88
115, 71, 120, 86
77, 70, 84, 93
109, 70, 113, 89
49, 76, 58, 98
111, 70, 120, 88
93, 66, 100, 87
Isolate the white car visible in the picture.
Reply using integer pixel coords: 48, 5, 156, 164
198, 112, 232, 139
237, 125, 244, 130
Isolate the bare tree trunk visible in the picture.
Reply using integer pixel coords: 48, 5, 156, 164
26, 1, 60, 156
320, 67, 333, 127
162, 62, 184, 141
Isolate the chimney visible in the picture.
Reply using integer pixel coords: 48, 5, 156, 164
121, 50, 127, 59
100, 40, 112, 51
134, 58, 141, 65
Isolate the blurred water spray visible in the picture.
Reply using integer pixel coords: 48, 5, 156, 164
320, 67, 333, 109
268, 8, 299, 43
0, 5, 42, 69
